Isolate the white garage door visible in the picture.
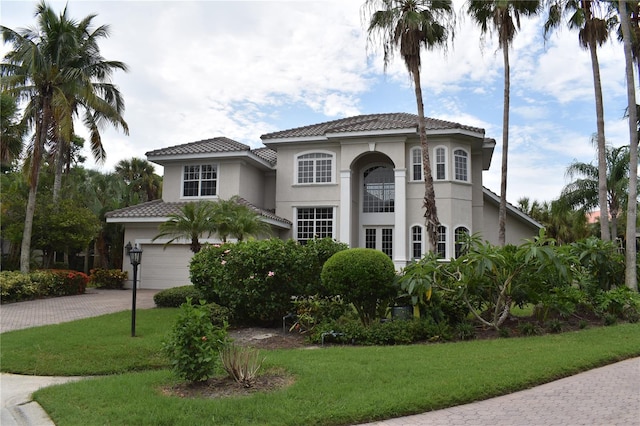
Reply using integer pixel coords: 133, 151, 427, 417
137, 244, 193, 290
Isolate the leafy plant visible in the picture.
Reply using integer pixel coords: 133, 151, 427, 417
89, 268, 127, 289
162, 298, 228, 383
154, 285, 204, 308
219, 344, 265, 388
321, 248, 397, 326
455, 322, 476, 340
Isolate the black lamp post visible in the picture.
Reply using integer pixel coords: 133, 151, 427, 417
127, 243, 142, 337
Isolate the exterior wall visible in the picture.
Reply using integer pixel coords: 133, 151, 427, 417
482, 200, 539, 246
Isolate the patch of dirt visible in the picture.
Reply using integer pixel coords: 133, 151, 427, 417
161, 371, 295, 399
228, 326, 309, 350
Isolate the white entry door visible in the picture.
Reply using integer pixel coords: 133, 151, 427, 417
363, 227, 393, 258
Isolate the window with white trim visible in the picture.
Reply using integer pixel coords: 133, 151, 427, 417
183, 164, 217, 197
411, 147, 422, 181
296, 207, 333, 244
454, 149, 468, 182
363, 166, 394, 213
411, 225, 423, 259
297, 152, 333, 184
436, 225, 447, 258
382, 228, 393, 258
435, 147, 446, 180
454, 226, 470, 258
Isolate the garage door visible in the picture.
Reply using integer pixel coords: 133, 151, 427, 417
137, 244, 193, 290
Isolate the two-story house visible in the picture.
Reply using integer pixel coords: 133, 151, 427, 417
106, 113, 541, 289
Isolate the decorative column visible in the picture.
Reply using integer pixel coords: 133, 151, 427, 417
339, 170, 351, 246
394, 168, 407, 268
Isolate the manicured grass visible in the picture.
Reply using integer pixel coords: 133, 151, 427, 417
0, 308, 179, 375
2, 312, 638, 426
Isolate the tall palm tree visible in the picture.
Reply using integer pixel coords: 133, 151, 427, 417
364, 0, 455, 251
561, 144, 633, 240
0, 92, 25, 168
544, 0, 617, 241
618, 0, 638, 291
50, 12, 129, 202
152, 201, 217, 253
1, 1, 80, 272
115, 157, 162, 205
467, 0, 540, 246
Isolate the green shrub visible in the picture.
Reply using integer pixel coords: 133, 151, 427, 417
321, 248, 396, 326
455, 322, 476, 340
289, 296, 350, 333
0, 270, 87, 303
89, 268, 127, 289
301, 238, 349, 295
517, 322, 542, 336
44, 270, 89, 296
569, 237, 625, 294
191, 239, 310, 324
0, 271, 41, 303
154, 285, 205, 308
546, 319, 563, 333
162, 298, 229, 383
593, 287, 640, 322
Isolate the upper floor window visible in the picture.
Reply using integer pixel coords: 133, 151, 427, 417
363, 165, 394, 213
297, 152, 333, 184
435, 147, 446, 180
296, 207, 334, 244
454, 149, 468, 182
411, 225, 423, 259
454, 226, 470, 258
411, 147, 422, 181
183, 164, 217, 197
436, 225, 447, 258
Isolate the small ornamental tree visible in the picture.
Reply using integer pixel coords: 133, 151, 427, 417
321, 248, 397, 326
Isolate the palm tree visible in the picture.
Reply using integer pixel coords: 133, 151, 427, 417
50, 11, 129, 202
1, 1, 80, 272
544, 0, 616, 241
364, 0, 455, 251
152, 201, 217, 253
225, 200, 272, 242
561, 145, 633, 240
467, 0, 540, 246
616, 1, 638, 292
115, 158, 162, 205
517, 196, 590, 244
0, 92, 25, 169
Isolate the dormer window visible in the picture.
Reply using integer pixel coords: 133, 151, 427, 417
454, 149, 469, 182
296, 152, 334, 184
183, 164, 217, 197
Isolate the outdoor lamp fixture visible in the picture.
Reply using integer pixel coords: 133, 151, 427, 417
125, 241, 132, 255
128, 244, 143, 337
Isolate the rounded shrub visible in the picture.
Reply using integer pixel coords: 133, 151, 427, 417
154, 285, 205, 308
321, 248, 397, 326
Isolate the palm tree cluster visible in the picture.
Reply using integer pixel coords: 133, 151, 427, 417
363, 0, 638, 290
1, 1, 129, 273
153, 197, 272, 253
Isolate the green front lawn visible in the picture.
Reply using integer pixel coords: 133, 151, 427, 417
1, 309, 639, 425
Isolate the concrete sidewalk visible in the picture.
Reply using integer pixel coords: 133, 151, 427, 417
1, 289, 639, 425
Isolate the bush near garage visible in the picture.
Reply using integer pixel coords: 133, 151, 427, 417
89, 268, 128, 289
0, 269, 88, 303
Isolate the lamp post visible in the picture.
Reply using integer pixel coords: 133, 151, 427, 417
127, 243, 143, 337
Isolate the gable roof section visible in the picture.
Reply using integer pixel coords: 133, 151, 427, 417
261, 113, 485, 143
105, 198, 291, 229
145, 137, 277, 168
482, 187, 543, 230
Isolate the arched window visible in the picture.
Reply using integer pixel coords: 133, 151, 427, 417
454, 149, 468, 182
411, 225, 423, 259
363, 166, 394, 213
296, 152, 334, 184
435, 147, 446, 180
454, 226, 470, 258
410, 147, 422, 181
436, 225, 447, 258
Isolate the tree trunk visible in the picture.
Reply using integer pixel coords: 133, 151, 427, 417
620, 0, 638, 291
20, 102, 50, 273
498, 44, 510, 246
412, 66, 439, 252
52, 139, 65, 203
588, 40, 610, 241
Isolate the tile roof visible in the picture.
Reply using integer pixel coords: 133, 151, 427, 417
145, 137, 251, 157
260, 113, 484, 140
105, 198, 292, 226
252, 147, 277, 165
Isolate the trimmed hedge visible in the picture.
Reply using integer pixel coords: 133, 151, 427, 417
154, 285, 205, 308
0, 270, 88, 303
89, 268, 127, 289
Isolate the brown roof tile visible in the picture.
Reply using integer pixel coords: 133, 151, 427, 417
145, 137, 251, 157
260, 113, 484, 140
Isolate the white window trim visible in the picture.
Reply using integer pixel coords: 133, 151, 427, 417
434, 145, 448, 181
293, 206, 336, 243
410, 224, 425, 260
436, 224, 448, 259
293, 150, 336, 185
180, 163, 220, 199
409, 146, 423, 182
453, 225, 470, 259
453, 148, 470, 183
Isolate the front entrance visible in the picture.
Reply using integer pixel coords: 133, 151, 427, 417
363, 227, 393, 258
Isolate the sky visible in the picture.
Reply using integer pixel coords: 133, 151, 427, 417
0, 0, 634, 204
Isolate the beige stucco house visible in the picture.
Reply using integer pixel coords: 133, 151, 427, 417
107, 113, 541, 289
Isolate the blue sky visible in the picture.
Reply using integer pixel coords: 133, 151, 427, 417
0, 0, 633, 203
